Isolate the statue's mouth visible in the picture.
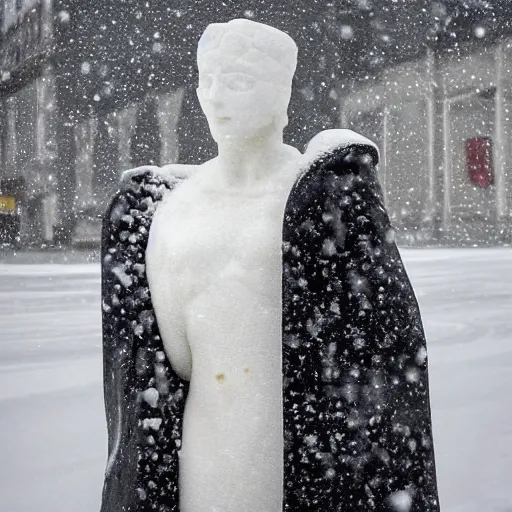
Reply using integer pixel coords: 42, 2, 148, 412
216, 116, 231, 121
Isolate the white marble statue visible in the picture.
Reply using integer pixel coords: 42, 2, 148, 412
100, 16, 440, 512
146, 19, 300, 512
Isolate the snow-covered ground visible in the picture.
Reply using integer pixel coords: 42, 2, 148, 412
0, 248, 511, 512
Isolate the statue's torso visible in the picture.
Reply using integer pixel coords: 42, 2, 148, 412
147, 158, 300, 512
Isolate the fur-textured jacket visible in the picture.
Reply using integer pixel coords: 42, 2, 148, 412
100, 130, 440, 512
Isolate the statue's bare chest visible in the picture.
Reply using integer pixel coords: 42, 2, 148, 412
150, 176, 292, 301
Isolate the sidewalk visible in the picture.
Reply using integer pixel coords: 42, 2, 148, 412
0, 247, 100, 265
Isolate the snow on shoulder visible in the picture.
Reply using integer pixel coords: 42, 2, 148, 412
303, 129, 380, 169
120, 163, 197, 190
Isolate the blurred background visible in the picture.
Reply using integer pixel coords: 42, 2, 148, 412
1, 0, 512, 248
0, 2, 511, 512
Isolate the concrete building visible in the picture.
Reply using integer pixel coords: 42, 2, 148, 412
1, 2, 511, 247
342, 40, 512, 245
0, 0, 57, 246
0, 0, 196, 246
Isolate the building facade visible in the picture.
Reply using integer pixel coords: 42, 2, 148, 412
0, 0, 213, 247
0, 0, 57, 245
1, 2, 511, 247
342, 40, 512, 246
71, 90, 185, 244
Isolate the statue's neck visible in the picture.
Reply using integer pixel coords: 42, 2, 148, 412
215, 131, 288, 188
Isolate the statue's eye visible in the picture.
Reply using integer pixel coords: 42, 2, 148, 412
223, 73, 256, 92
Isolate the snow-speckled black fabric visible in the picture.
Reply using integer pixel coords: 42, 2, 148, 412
282, 145, 439, 511
100, 170, 188, 512
100, 144, 439, 512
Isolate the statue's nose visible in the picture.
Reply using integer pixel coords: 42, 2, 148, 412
209, 96, 227, 115
209, 78, 224, 104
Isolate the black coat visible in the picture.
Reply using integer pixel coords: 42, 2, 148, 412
100, 137, 440, 512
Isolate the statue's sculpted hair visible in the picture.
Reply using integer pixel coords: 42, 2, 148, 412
197, 18, 297, 88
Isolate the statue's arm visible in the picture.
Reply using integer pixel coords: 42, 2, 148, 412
146, 205, 193, 381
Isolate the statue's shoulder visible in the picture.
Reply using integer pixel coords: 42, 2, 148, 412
289, 129, 381, 196
104, 164, 201, 241
120, 163, 199, 193
303, 129, 379, 169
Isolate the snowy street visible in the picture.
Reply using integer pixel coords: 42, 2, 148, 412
0, 248, 511, 512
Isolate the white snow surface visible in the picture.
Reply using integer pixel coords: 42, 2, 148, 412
0, 249, 511, 512
121, 163, 197, 186
303, 129, 380, 168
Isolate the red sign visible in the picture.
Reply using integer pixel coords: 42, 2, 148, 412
465, 137, 494, 188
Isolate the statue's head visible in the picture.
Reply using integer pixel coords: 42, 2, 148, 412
197, 19, 297, 143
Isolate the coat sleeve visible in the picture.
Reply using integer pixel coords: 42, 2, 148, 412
100, 189, 141, 510
100, 169, 188, 512
322, 145, 440, 511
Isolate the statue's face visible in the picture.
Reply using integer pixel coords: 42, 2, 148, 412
197, 56, 288, 142
196, 20, 297, 143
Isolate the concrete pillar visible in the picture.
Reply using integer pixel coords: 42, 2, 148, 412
156, 88, 184, 165
5, 96, 17, 176
74, 117, 96, 210
41, 0, 54, 43
117, 104, 138, 172
381, 107, 389, 202
494, 41, 509, 235
438, 55, 452, 236
425, 51, 437, 231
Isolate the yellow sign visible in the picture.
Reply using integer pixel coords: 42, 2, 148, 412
0, 195, 16, 213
